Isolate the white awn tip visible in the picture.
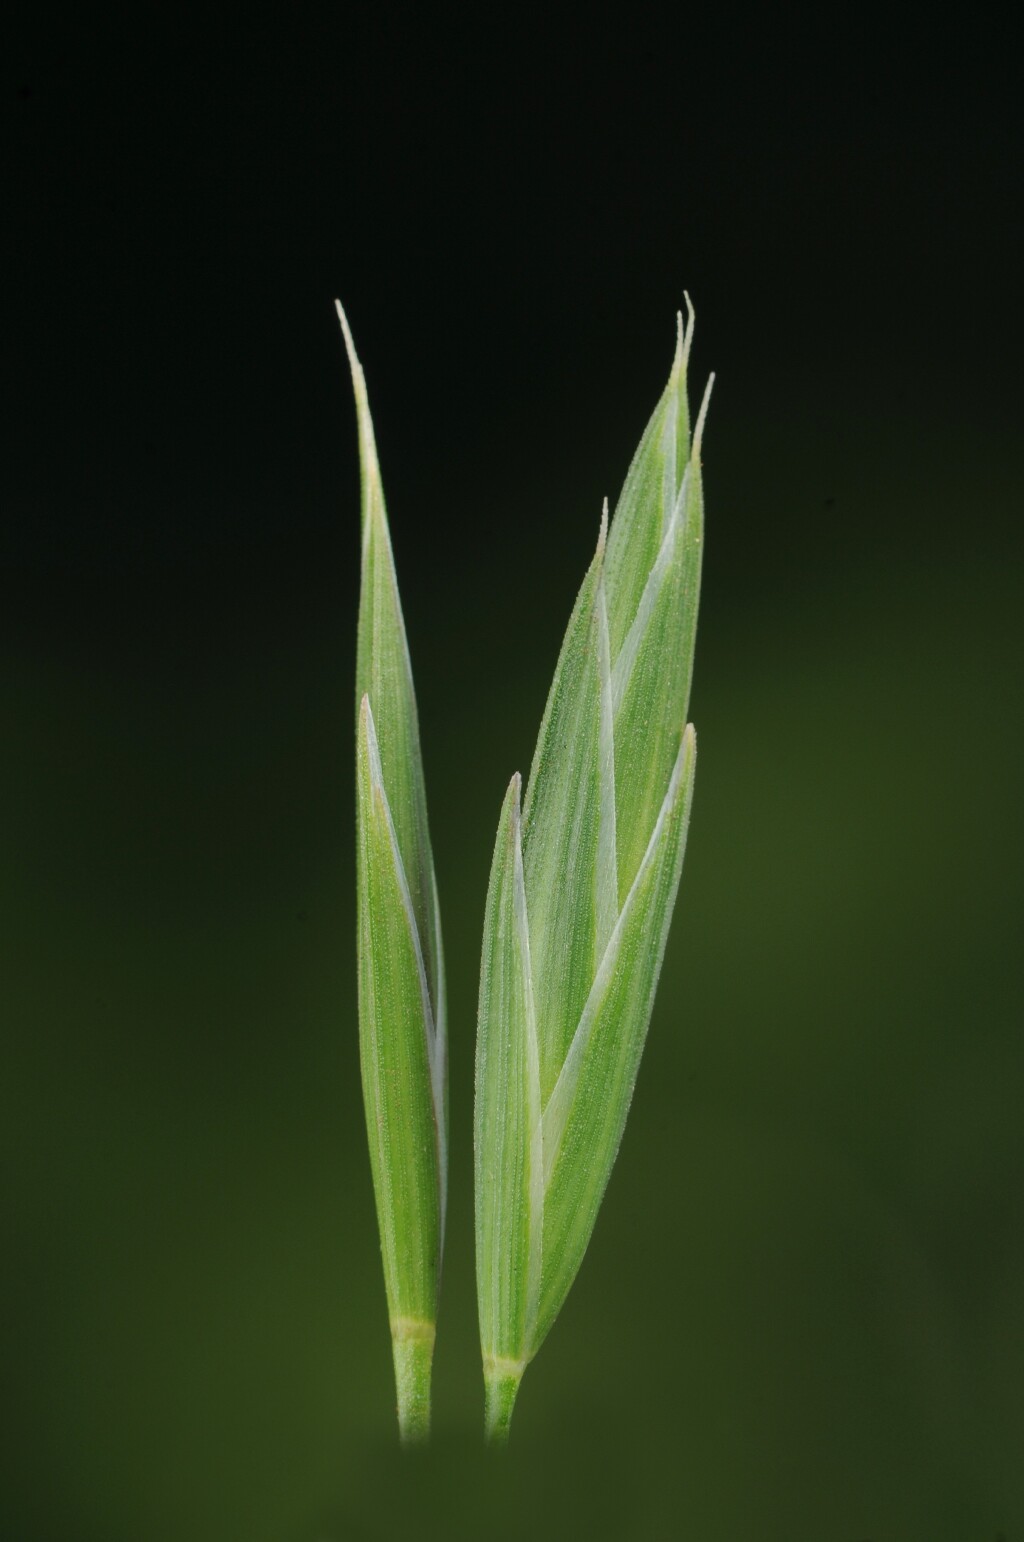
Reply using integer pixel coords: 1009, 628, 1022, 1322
681, 292, 696, 375
692, 371, 715, 462
335, 299, 360, 373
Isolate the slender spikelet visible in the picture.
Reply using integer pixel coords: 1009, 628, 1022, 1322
475, 302, 712, 1441
339, 302, 446, 1444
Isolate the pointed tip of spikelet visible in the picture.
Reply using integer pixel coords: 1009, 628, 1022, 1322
671, 309, 685, 381
335, 299, 359, 367
506, 770, 524, 832
680, 292, 696, 377
692, 372, 715, 463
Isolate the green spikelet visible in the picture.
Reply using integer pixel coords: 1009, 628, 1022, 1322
339, 303, 446, 1444
475, 299, 713, 1441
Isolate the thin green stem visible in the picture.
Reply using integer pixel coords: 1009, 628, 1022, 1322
484, 1363, 524, 1446
391, 1322, 435, 1445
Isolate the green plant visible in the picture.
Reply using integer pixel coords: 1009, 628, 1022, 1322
340, 303, 447, 1444
474, 301, 713, 1441
340, 298, 711, 1447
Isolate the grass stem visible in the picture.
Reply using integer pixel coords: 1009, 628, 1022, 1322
483, 1363, 524, 1446
392, 1323, 435, 1445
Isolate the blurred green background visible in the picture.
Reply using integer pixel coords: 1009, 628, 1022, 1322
4, 10, 1021, 1540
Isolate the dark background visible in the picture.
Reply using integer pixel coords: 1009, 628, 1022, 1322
3, 8, 1022, 1539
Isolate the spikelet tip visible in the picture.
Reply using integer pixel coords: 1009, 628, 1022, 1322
692, 371, 715, 462
681, 292, 696, 375
335, 299, 360, 371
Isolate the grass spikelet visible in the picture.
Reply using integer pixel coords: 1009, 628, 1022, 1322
475, 304, 712, 1442
339, 302, 446, 1444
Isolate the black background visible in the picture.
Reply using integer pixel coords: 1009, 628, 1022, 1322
4, 8, 1022, 1539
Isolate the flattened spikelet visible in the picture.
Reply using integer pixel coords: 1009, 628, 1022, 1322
475, 305, 712, 1441
341, 303, 447, 1444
